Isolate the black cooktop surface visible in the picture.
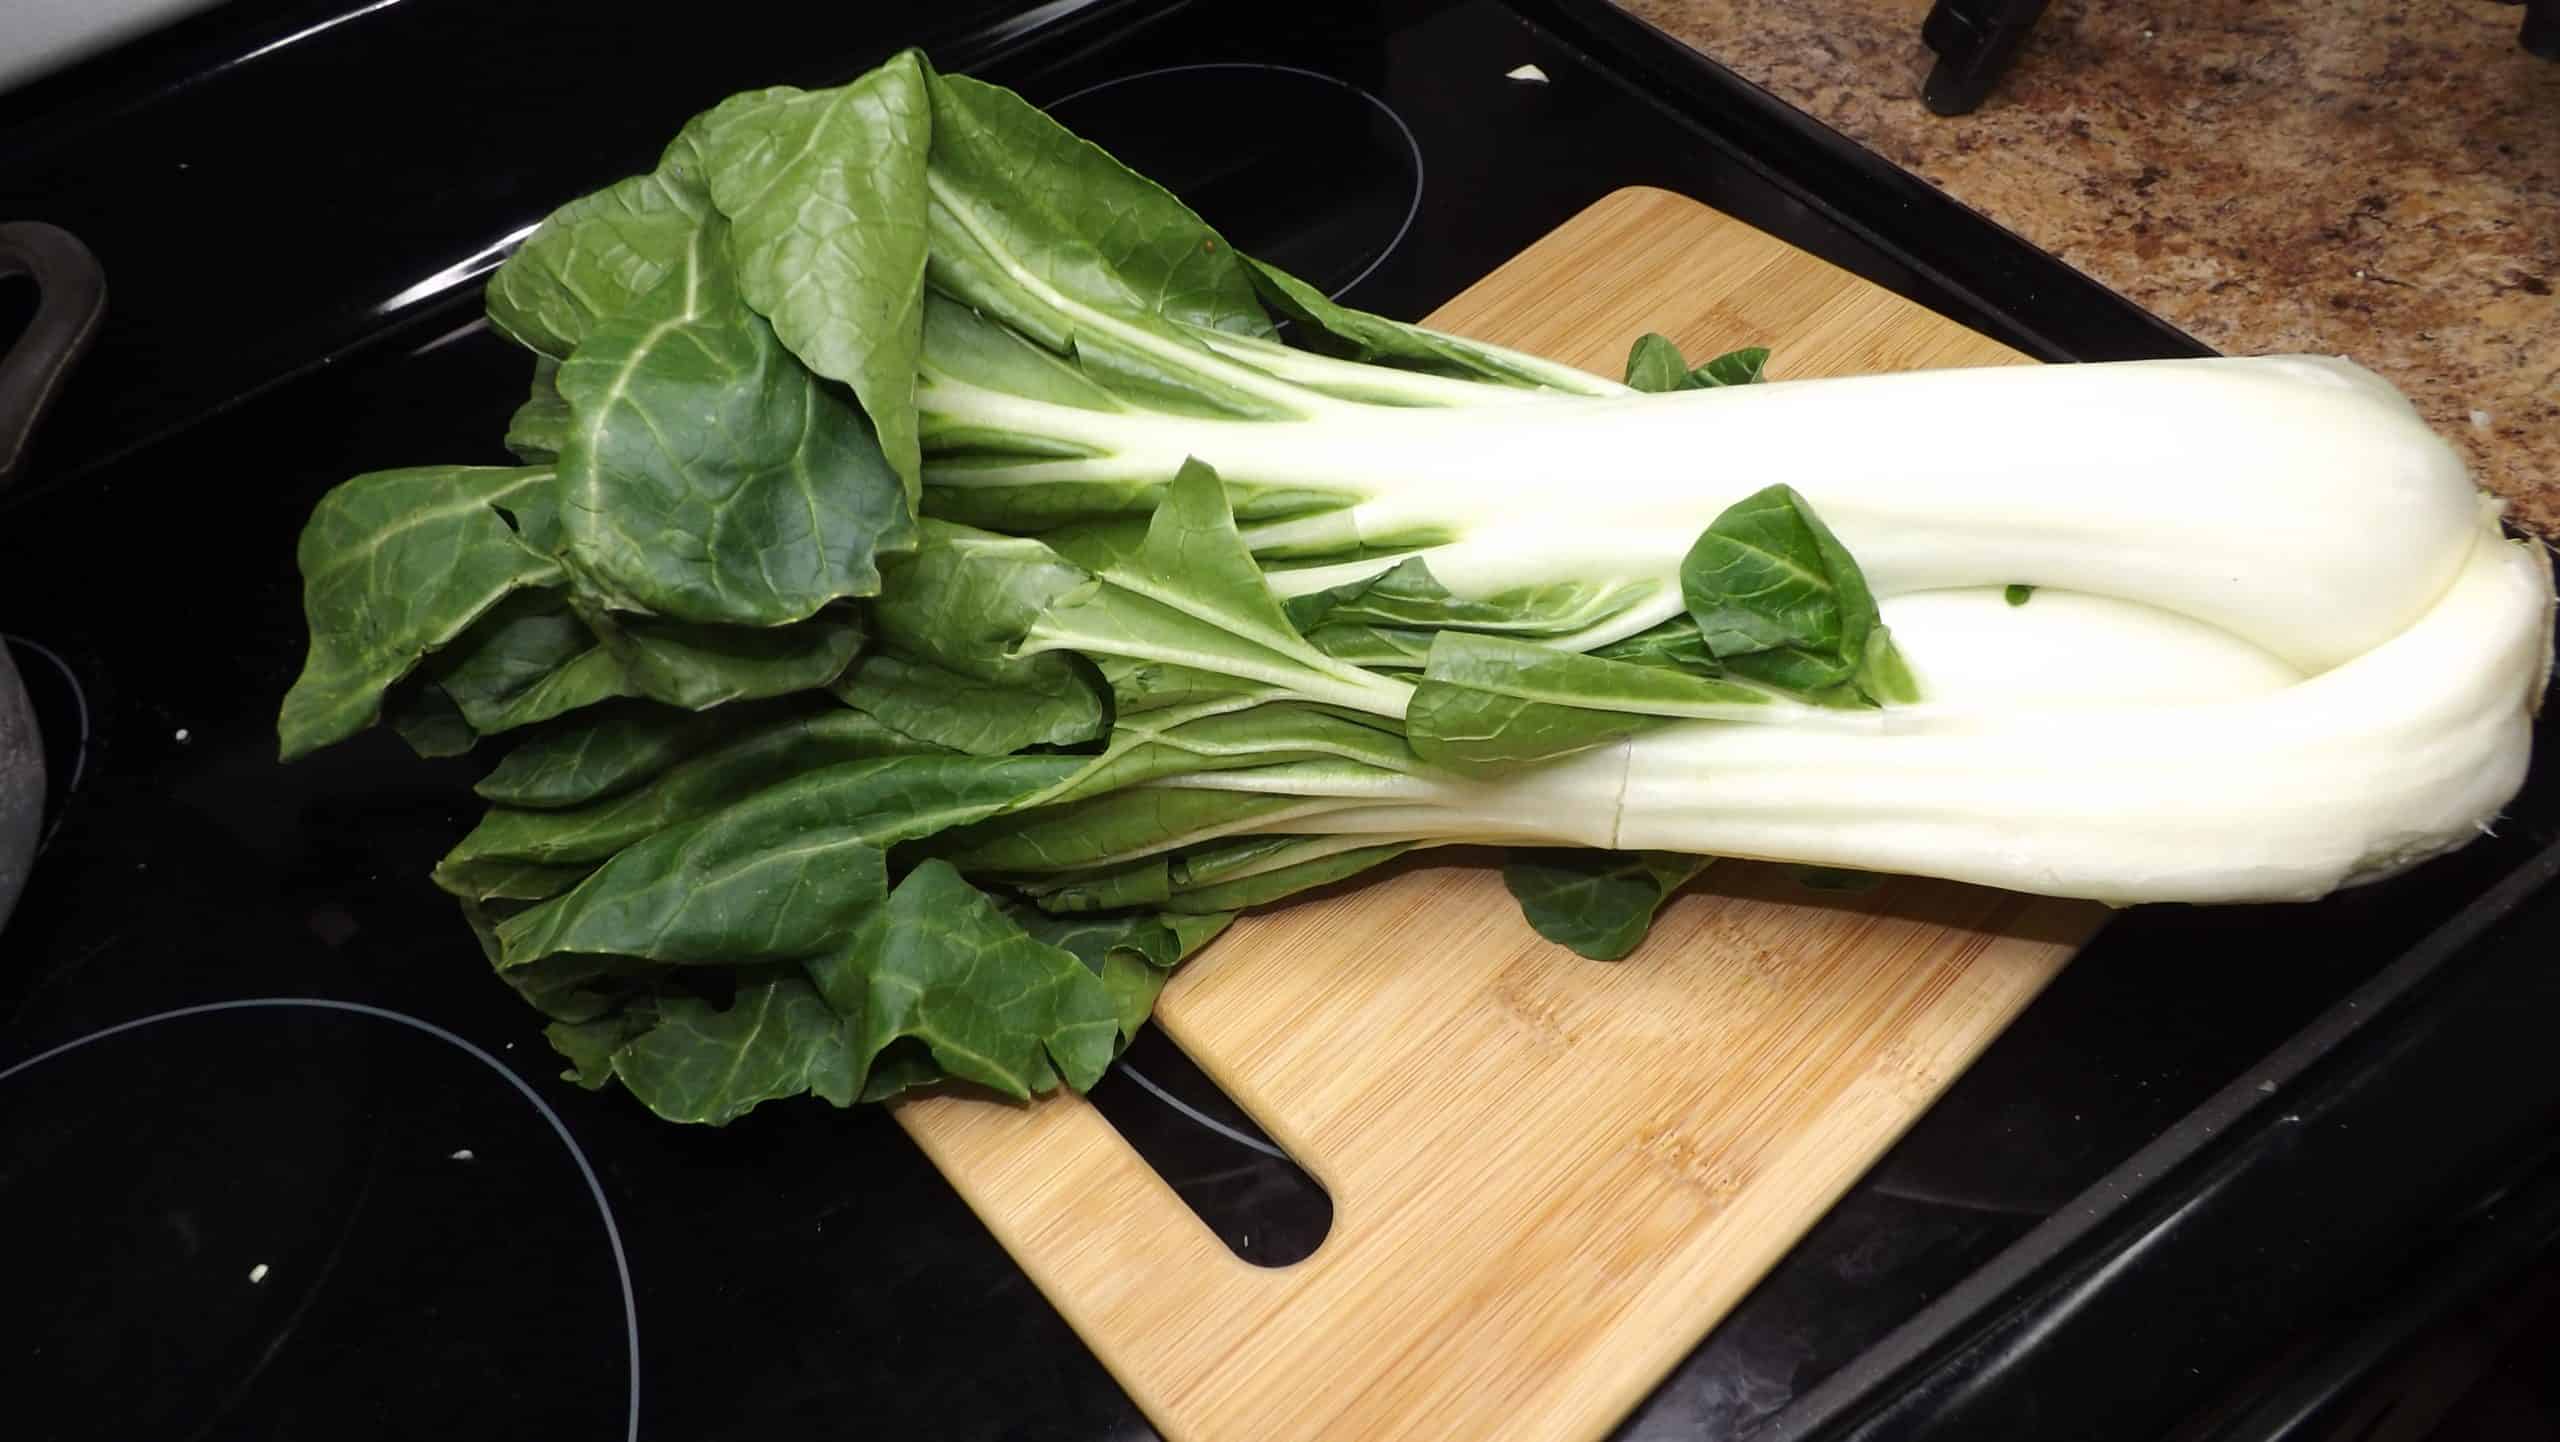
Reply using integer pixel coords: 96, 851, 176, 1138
5, 3, 2555, 1440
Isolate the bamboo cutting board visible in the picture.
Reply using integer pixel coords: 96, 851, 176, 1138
896, 187, 2107, 1441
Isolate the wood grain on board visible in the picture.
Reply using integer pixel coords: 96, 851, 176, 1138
895, 186, 2107, 1442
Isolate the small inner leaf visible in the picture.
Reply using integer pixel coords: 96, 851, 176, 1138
1621, 335, 1770, 392
1502, 850, 1710, 960
1624, 333, 1691, 393
1281, 555, 1652, 641
1679, 483, 1877, 697
1690, 346, 1770, 387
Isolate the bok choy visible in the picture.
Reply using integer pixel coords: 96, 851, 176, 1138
277, 49, 2553, 1125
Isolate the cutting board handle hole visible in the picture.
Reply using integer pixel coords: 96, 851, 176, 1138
1086, 1027, 1332, 1267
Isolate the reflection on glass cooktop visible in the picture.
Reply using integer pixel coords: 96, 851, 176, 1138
1047, 63, 1423, 303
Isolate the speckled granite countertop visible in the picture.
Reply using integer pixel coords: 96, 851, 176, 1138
1620, 0, 2560, 534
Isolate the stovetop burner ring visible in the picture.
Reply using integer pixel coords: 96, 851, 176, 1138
2, 996, 641, 1442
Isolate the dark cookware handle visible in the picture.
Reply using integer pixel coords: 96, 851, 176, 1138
0, 221, 107, 495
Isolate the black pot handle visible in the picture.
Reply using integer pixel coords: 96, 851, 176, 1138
0, 221, 107, 496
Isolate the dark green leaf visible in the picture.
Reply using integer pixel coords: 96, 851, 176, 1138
1007, 906, 1231, 976
498, 809, 886, 967
859, 1040, 946, 1103
612, 975, 859, 1123
544, 1014, 647, 1090
919, 67, 1290, 420
456, 652, 630, 738
693, 56, 934, 497
505, 358, 574, 464
920, 68, 1270, 343
1167, 837, 1416, 913
1097, 952, 1173, 1048
836, 519, 1106, 753
1032, 904, 1241, 1045
2005, 583, 2036, 607
1025, 699, 1424, 812
449, 707, 952, 868
425, 595, 617, 728
833, 647, 1100, 756
279, 466, 562, 761
474, 702, 764, 810
1019, 857, 1171, 913
1299, 622, 1436, 669
1092, 657, 1283, 717
498, 953, 663, 1025
939, 786, 1347, 876
914, 464, 1163, 535
494, 753, 1080, 968
484, 157, 713, 359
1502, 850, 1709, 960
414, 590, 634, 739
809, 860, 1119, 1100
387, 681, 477, 758
582, 603, 866, 710
875, 520, 1094, 673
459, 897, 510, 967
431, 857, 594, 903
553, 220, 913, 626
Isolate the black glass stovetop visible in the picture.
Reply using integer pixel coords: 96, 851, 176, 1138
5, 3, 2557, 1440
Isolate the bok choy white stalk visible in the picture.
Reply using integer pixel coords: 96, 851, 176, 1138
925, 321, 2477, 675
